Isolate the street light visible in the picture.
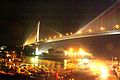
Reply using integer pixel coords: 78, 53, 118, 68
100, 27, 105, 31
66, 33, 69, 36
88, 29, 92, 32
59, 34, 62, 37
40, 39, 44, 41
49, 37, 52, 39
70, 32, 73, 35
78, 31, 82, 34
54, 36, 57, 38
115, 24, 119, 29
44, 38, 47, 40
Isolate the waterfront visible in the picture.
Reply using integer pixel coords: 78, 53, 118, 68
0, 54, 119, 80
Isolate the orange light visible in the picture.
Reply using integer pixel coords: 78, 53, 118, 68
59, 34, 62, 37
68, 48, 74, 57
54, 36, 56, 38
69, 48, 73, 52
88, 29, 92, 32
115, 24, 119, 29
78, 31, 82, 34
49, 37, 52, 39
44, 38, 47, 40
100, 67, 109, 79
66, 33, 69, 36
70, 32, 73, 35
100, 27, 105, 31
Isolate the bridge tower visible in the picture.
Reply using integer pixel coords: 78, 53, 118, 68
36, 21, 41, 55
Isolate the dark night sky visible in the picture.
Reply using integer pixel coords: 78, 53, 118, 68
0, 0, 118, 46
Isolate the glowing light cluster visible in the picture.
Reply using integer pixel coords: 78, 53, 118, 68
64, 48, 92, 57
64, 48, 75, 57
89, 60, 109, 79
100, 67, 109, 79
78, 48, 91, 57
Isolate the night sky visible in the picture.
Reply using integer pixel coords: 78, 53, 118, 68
0, 0, 118, 46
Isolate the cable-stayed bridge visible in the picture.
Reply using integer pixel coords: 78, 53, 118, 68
24, 0, 120, 47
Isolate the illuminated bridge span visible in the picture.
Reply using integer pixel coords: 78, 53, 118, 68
24, 0, 120, 46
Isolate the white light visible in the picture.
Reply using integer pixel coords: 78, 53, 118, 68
6, 54, 11, 57
36, 47, 39, 55
35, 47, 42, 55
100, 67, 109, 79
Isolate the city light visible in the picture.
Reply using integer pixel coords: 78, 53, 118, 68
59, 34, 62, 37
66, 33, 68, 36
78, 48, 88, 56
115, 24, 119, 29
81, 58, 90, 63
89, 60, 109, 78
77, 31, 82, 34
68, 48, 74, 57
54, 35, 57, 38
49, 37, 52, 39
100, 27, 105, 31
100, 67, 109, 79
6, 54, 11, 57
64, 59, 67, 69
40, 39, 44, 41
64, 48, 75, 57
64, 51, 68, 56
2, 0, 120, 80
70, 32, 73, 35
44, 38, 47, 40
69, 48, 73, 52
88, 29, 92, 32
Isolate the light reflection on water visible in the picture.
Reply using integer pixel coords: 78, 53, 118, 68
36, 59, 80, 71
